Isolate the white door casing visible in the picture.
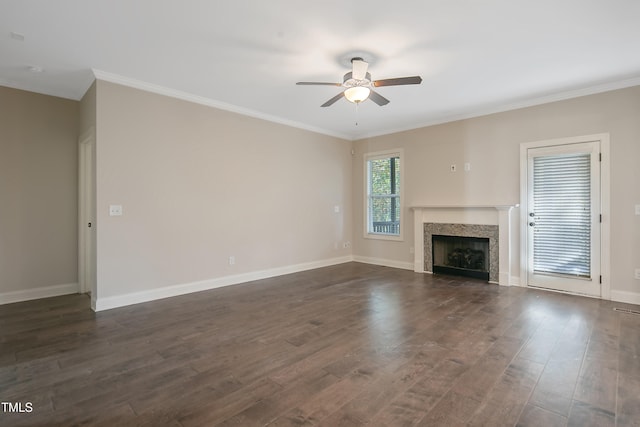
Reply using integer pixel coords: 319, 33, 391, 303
78, 129, 96, 297
520, 133, 610, 299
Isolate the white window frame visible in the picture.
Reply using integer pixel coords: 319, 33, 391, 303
364, 148, 404, 241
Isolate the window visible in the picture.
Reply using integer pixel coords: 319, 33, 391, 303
532, 152, 592, 277
365, 150, 403, 239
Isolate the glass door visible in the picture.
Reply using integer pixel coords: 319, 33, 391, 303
526, 141, 601, 296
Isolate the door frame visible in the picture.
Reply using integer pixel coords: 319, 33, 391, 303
78, 128, 96, 297
519, 133, 610, 299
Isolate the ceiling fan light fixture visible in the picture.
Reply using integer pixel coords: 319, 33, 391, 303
297, 58, 421, 107
344, 86, 370, 104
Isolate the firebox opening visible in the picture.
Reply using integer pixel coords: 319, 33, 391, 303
432, 235, 490, 281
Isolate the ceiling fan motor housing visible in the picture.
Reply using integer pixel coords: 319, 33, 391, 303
343, 71, 372, 88
296, 56, 421, 107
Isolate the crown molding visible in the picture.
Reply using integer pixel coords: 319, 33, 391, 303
9, 69, 636, 142
91, 69, 351, 141
70, 69, 640, 141
354, 75, 640, 140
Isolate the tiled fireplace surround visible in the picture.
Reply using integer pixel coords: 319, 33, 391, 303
412, 205, 518, 285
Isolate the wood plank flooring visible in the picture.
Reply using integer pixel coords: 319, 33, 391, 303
1, 262, 639, 426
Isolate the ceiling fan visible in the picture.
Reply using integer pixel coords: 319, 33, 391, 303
296, 57, 422, 107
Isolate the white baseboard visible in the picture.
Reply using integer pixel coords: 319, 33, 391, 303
94, 256, 354, 312
352, 255, 414, 271
516, 285, 639, 305
611, 290, 640, 306
0, 282, 79, 305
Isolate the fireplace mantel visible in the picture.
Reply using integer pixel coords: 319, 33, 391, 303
411, 204, 518, 210
411, 204, 519, 285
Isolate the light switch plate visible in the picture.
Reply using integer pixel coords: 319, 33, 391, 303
635, 204, 640, 215
109, 205, 123, 216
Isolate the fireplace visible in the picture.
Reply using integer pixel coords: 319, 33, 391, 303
411, 205, 518, 286
432, 235, 490, 280
423, 222, 499, 283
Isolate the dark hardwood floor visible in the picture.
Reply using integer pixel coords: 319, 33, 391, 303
1, 262, 639, 426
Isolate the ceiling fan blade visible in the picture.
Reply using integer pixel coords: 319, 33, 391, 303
368, 90, 390, 106
321, 92, 345, 107
373, 76, 422, 87
296, 82, 342, 86
352, 58, 369, 80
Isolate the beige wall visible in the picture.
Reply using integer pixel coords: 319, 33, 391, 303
0, 86, 79, 296
2, 79, 638, 307
353, 86, 640, 296
94, 80, 352, 301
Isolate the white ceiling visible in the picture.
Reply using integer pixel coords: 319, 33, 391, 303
2, 0, 640, 140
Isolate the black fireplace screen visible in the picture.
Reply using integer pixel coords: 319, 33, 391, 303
432, 235, 490, 280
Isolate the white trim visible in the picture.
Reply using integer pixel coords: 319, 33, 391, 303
352, 256, 414, 271
363, 148, 405, 242
600, 136, 611, 300
611, 290, 640, 306
0, 283, 79, 305
411, 205, 517, 286
5, 71, 639, 142
363, 232, 404, 242
78, 128, 96, 296
526, 285, 602, 300
519, 133, 611, 299
93, 256, 354, 312
355, 76, 640, 140
411, 204, 519, 210
91, 69, 351, 141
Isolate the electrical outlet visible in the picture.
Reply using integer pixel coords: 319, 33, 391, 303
109, 204, 123, 216
228, 256, 235, 266
635, 269, 640, 280
343, 241, 351, 249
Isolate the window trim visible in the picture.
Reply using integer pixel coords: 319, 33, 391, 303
364, 148, 404, 241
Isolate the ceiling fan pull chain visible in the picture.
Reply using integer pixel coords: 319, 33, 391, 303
355, 102, 359, 126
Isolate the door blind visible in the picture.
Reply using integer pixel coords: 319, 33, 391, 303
532, 153, 591, 278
